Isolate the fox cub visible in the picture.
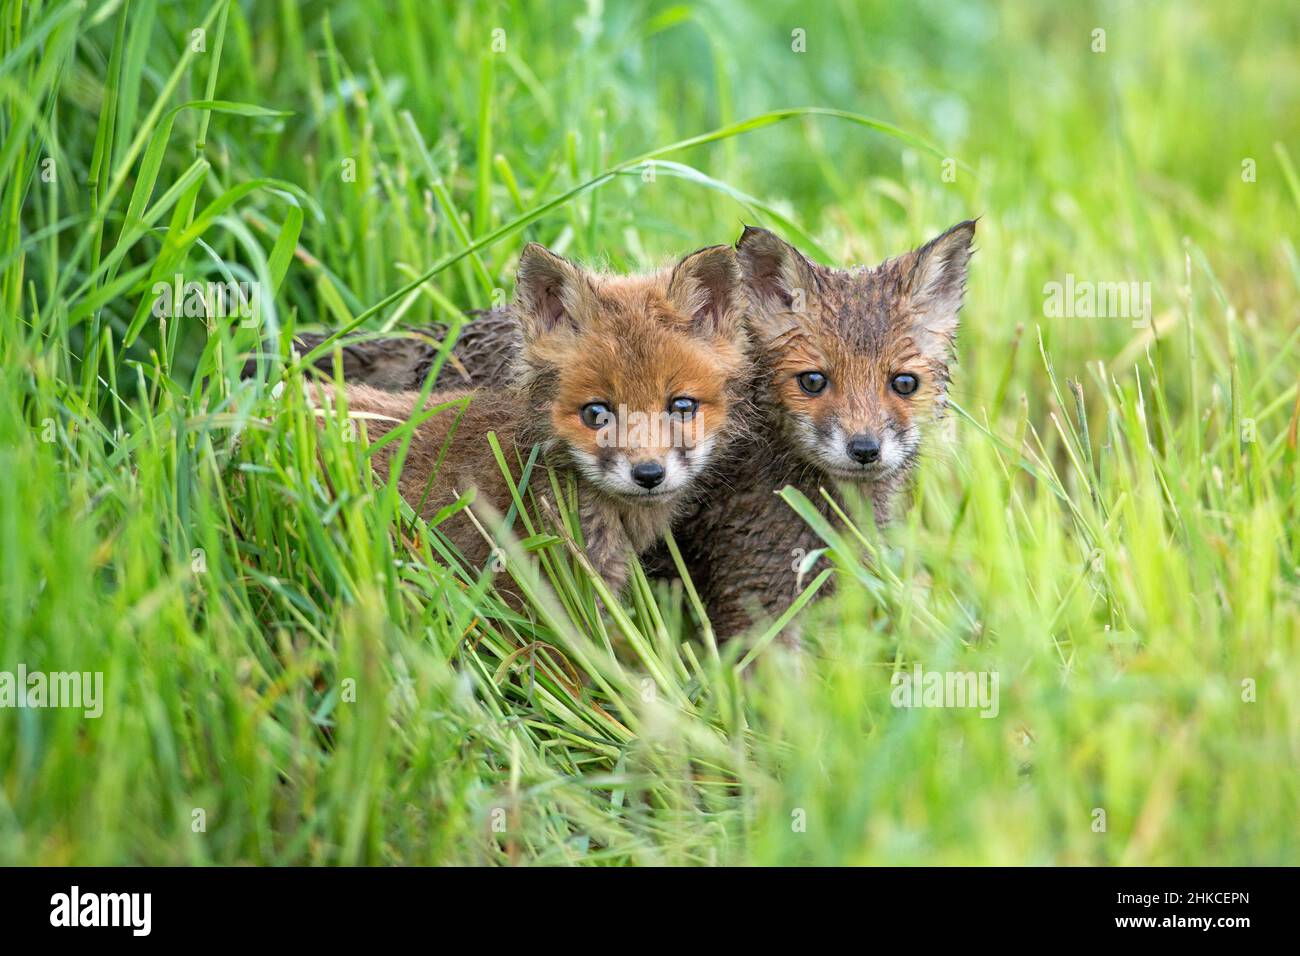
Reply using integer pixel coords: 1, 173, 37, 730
673, 221, 976, 637
317, 243, 751, 596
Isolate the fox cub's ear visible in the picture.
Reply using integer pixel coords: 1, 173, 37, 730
902, 220, 977, 345
514, 242, 593, 338
735, 226, 820, 331
667, 245, 744, 340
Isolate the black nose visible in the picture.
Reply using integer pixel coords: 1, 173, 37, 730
846, 433, 880, 464
631, 461, 666, 488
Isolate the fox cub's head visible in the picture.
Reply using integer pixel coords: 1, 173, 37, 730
737, 221, 975, 482
514, 243, 749, 504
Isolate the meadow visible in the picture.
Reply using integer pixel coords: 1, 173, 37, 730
1, 0, 1297, 865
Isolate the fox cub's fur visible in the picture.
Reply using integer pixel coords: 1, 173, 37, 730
318, 243, 750, 596
273, 307, 521, 392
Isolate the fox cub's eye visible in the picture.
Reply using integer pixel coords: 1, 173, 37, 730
580, 403, 612, 429
797, 371, 828, 395
890, 373, 919, 396
668, 396, 699, 418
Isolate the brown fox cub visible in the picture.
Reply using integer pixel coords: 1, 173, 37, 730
317, 243, 750, 595
671, 221, 976, 637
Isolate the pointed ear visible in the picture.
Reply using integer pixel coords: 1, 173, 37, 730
513, 243, 592, 338
736, 226, 818, 314
902, 220, 976, 342
666, 244, 744, 339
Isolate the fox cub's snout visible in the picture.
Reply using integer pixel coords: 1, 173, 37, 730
517, 242, 749, 508
738, 221, 976, 484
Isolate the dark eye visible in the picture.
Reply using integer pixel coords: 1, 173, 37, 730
797, 371, 828, 395
580, 403, 611, 429
668, 396, 699, 418
891, 373, 919, 396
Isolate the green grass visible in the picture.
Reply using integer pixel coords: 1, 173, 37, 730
2, 0, 1298, 865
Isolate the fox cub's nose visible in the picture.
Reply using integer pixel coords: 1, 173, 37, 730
631, 461, 666, 489
846, 433, 881, 464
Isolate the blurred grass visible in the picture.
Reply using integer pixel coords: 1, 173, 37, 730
1, 0, 1297, 864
